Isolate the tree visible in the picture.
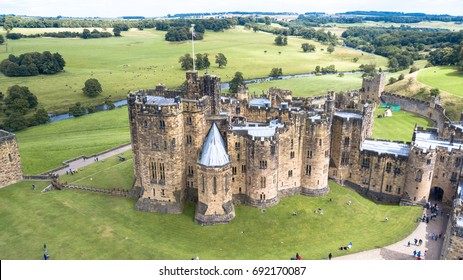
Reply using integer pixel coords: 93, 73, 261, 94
229, 72, 245, 93
327, 45, 335, 54
31, 108, 50, 125
4, 85, 38, 114
68, 102, 87, 117
113, 26, 121, 37
0, 35, 4, 45
81, 29, 91, 39
430, 88, 440, 97
269, 68, 283, 77
3, 112, 28, 131
252, 26, 258, 32
315, 65, 321, 73
359, 63, 377, 77
179, 54, 193, 70
195, 53, 210, 70
215, 53, 227, 68
82, 78, 102, 97
274, 35, 287, 46
301, 43, 315, 52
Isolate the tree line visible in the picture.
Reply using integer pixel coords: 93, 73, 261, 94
4, 29, 114, 40
0, 51, 65, 77
341, 26, 463, 71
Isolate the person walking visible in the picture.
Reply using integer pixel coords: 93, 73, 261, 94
328, 253, 332, 260
413, 250, 417, 257
407, 241, 411, 247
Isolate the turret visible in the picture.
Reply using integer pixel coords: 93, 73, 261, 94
301, 116, 331, 196
401, 146, 436, 206
195, 123, 235, 225
246, 136, 279, 208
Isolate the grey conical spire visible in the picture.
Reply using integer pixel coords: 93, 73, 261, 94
198, 123, 230, 167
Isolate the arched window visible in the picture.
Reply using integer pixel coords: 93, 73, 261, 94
415, 169, 423, 182
8, 154, 12, 162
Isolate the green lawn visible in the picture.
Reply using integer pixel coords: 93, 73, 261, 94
0, 27, 388, 114
59, 150, 134, 190
246, 74, 363, 97
417, 66, 463, 98
15, 107, 130, 175
372, 108, 434, 142
0, 180, 421, 260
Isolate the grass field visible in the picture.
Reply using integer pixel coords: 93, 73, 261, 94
417, 66, 463, 98
372, 108, 434, 142
246, 74, 363, 97
15, 107, 130, 175
0, 180, 421, 260
0, 27, 388, 114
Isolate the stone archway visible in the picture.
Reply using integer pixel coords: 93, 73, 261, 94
429, 186, 444, 201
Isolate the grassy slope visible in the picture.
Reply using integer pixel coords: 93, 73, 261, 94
59, 150, 134, 190
15, 107, 130, 175
0, 27, 387, 114
417, 66, 463, 98
0, 180, 421, 260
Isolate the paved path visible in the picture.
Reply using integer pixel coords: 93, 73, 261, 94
334, 203, 449, 260
54, 144, 132, 176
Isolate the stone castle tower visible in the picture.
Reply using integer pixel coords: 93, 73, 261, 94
360, 73, 385, 103
0, 130, 23, 187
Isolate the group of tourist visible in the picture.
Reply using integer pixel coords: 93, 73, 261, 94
290, 252, 303, 260
66, 168, 79, 175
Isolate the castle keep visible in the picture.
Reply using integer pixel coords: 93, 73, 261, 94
128, 72, 463, 225
0, 130, 23, 188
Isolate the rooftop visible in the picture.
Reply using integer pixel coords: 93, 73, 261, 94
361, 140, 410, 157
198, 123, 230, 167
231, 120, 284, 139
334, 112, 363, 120
249, 98, 271, 108
414, 132, 463, 152
145, 96, 176, 106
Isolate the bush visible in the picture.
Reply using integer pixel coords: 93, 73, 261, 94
269, 68, 283, 77
409, 66, 420, 74
82, 79, 102, 97
68, 102, 87, 117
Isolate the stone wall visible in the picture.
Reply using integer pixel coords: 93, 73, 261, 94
0, 130, 23, 187
441, 201, 463, 260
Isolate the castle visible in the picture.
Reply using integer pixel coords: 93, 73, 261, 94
0, 130, 23, 188
128, 71, 463, 226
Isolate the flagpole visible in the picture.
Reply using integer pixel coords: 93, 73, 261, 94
191, 24, 195, 72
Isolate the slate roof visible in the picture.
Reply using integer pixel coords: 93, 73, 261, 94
198, 123, 230, 167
